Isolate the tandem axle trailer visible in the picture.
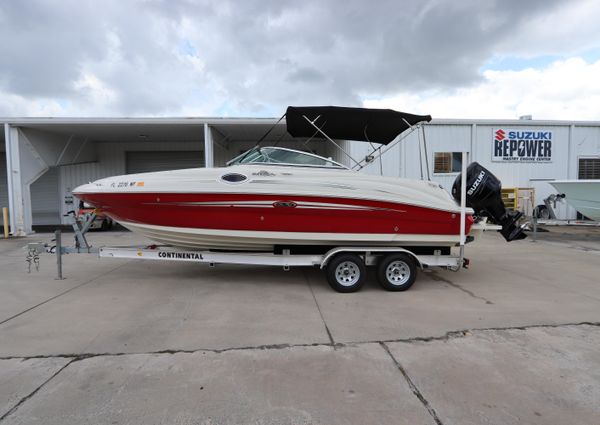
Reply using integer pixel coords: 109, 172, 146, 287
25, 211, 487, 293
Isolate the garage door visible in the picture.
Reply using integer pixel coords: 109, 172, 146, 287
126, 151, 204, 174
0, 152, 8, 210
31, 167, 60, 225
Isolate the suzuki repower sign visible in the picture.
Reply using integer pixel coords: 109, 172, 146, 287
492, 129, 553, 162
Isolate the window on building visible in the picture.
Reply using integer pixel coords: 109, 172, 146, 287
434, 152, 463, 173
578, 158, 600, 179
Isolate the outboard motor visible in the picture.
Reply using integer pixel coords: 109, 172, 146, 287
452, 162, 526, 242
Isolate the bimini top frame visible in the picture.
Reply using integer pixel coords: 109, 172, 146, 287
286, 106, 432, 171
236, 105, 432, 172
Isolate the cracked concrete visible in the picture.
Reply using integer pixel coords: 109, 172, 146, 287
0, 358, 72, 419
380, 342, 444, 425
1, 229, 600, 424
429, 272, 494, 304
1, 344, 437, 425
387, 324, 600, 425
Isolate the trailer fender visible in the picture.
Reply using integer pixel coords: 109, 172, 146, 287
319, 247, 423, 270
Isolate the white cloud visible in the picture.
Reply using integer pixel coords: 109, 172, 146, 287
73, 73, 118, 113
0, 0, 598, 118
0, 93, 64, 116
363, 57, 600, 120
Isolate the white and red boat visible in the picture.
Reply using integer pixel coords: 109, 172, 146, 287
74, 106, 524, 252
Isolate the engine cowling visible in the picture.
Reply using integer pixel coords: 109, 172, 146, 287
452, 162, 526, 242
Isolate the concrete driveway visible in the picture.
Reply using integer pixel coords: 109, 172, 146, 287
0, 228, 599, 424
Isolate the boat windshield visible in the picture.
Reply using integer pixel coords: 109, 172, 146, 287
227, 147, 348, 169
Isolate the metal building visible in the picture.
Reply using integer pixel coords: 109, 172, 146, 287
350, 118, 600, 220
2, 116, 599, 236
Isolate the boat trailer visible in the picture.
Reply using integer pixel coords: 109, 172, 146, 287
25, 209, 484, 293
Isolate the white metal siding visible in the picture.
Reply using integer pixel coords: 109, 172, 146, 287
31, 167, 60, 225
59, 141, 205, 223
348, 140, 401, 177
572, 126, 600, 177
126, 151, 204, 174
476, 125, 573, 217
348, 122, 595, 219
214, 141, 255, 166
0, 152, 8, 210
424, 125, 472, 190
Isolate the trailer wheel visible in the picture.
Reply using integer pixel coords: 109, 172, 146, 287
534, 204, 550, 219
377, 253, 417, 291
326, 254, 366, 293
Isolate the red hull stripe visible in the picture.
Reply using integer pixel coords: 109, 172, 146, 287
75, 192, 474, 235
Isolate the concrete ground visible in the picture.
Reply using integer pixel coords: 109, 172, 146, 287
0, 227, 599, 424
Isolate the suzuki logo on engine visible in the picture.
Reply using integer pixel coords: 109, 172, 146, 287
467, 171, 486, 196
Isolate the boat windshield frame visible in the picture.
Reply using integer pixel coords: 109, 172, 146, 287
227, 146, 349, 170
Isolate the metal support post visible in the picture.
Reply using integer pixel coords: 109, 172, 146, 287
55, 229, 64, 280
204, 123, 214, 168
459, 151, 468, 262
2, 207, 8, 238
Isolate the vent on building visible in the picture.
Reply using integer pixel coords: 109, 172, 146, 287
578, 157, 600, 179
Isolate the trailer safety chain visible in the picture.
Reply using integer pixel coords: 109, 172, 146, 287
26, 247, 40, 273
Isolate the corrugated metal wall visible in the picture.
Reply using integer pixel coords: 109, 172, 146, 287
126, 151, 204, 174
59, 141, 203, 222
31, 167, 60, 225
214, 141, 255, 166
349, 122, 600, 219
572, 126, 600, 166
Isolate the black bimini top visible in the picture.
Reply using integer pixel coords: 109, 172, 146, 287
286, 106, 431, 145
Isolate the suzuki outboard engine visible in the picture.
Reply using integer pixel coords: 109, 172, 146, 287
452, 162, 526, 242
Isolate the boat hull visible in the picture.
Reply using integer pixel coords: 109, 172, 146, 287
76, 192, 473, 250
550, 180, 600, 221
119, 220, 466, 250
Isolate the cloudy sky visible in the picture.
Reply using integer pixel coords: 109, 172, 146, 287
1, 0, 599, 119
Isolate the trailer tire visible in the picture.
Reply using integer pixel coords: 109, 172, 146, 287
534, 204, 550, 219
377, 253, 417, 291
326, 254, 366, 293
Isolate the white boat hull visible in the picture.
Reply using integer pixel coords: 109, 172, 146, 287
550, 180, 600, 221
121, 220, 463, 251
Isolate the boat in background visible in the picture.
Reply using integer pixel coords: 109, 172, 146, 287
74, 106, 525, 252
550, 180, 600, 221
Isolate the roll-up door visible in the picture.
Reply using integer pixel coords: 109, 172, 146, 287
31, 167, 60, 225
0, 152, 8, 210
126, 151, 204, 174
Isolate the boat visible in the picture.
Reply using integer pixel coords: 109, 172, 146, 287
73, 106, 526, 251
550, 180, 600, 221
